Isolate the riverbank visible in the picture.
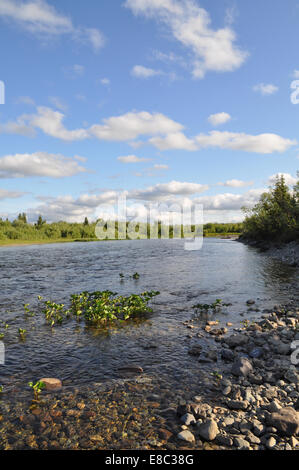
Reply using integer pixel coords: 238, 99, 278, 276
0, 298, 298, 450
238, 237, 299, 267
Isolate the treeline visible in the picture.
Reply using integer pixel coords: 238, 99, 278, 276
242, 174, 299, 243
0, 214, 243, 242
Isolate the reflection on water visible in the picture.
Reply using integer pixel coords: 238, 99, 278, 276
0, 238, 297, 390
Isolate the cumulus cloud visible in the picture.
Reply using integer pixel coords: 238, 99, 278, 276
1, 106, 295, 154
208, 112, 231, 126
0, 0, 105, 51
0, 152, 87, 178
268, 173, 298, 186
0, 189, 25, 200
195, 131, 296, 154
117, 155, 150, 163
253, 83, 279, 96
194, 188, 264, 211
128, 180, 209, 201
125, 0, 248, 78
131, 65, 162, 78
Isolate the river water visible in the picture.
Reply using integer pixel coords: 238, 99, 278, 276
0, 238, 297, 390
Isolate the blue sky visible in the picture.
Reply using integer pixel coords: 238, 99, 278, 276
0, 0, 298, 223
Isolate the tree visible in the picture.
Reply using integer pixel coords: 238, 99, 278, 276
242, 175, 299, 242
83, 217, 89, 226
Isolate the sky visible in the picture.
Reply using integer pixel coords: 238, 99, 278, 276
0, 0, 298, 224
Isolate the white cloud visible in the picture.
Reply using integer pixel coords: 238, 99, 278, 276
131, 65, 162, 78
2, 106, 296, 154
129, 180, 209, 201
90, 110, 183, 141
195, 131, 296, 154
0, 189, 24, 200
125, 0, 248, 78
0, 0, 105, 51
29, 107, 89, 141
268, 173, 297, 186
100, 78, 110, 86
48, 96, 68, 111
292, 70, 299, 79
0, 152, 87, 178
253, 83, 279, 96
153, 164, 169, 169
208, 112, 231, 126
150, 132, 197, 150
194, 188, 264, 211
117, 155, 150, 163
16, 96, 35, 106
218, 179, 254, 188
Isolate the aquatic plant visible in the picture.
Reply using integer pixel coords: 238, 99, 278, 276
28, 290, 160, 328
18, 328, 27, 339
132, 272, 140, 280
0, 385, 3, 393
0, 333, 4, 339
192, 299, 230, 317
28, 380, 45, 400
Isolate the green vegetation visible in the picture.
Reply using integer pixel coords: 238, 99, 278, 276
28, 381, 45, 400
0, 213, 242, 245
192, 299, 231, 316
26, 290, 160, 328
242, 174, 299, 243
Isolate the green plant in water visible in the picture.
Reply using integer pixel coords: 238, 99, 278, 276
0, 385, 3, 393
18, 328, 27, 339
119, 273, 125, 279
132, 272, 140, 280
0, 333, 4, 339
192, 299, 230, 317
28, 381, 45, 400
211, 371, 223, 387
29, 290, 160, 328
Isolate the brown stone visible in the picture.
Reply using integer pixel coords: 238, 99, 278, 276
117, 365, 143, 374
40, 378, 62, 391
267, 407, 299, 436
158, 428, 173, 441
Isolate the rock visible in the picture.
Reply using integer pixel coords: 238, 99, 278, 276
246, 300, 255, 305
284, 368, 299, 384
188, 345, 202, 356
177, 430, 195, 443
117, 365, 143, 374
181, 413, 196, 426
267, 407, 299, 436
234, 437, 251, 450
39, 378, 62, 391
266, 437, 276, 449
158, 428, 173, 441
222, 386, 231, 396
231, 357, 253, 377
227, 400, 249, 411
252, 420, 265, 437
249, 347, 263, 359
197, 419, 219, 441
226, 334, 249, 348
215, 434, 233, 446
290, 436, 298, 448
221, 349, 234, 361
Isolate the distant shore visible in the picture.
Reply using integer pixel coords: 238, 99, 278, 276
0, 234, 241, 248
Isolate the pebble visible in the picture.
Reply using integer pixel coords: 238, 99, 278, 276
177, 430, 195, 443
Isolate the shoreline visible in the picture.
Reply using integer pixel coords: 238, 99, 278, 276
0, 234, 241, 248
237, 237, 299, 267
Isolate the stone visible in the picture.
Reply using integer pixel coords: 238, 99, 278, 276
188, 345, 202, 356
226, 334, 249, 348
234, 437, 251, 450
215, 434, 233, 446
197, 419, 219, 441
221, 349, 234, 361
246, 300, 255, 305
181, 413, 196, 426
117, 365, 143, 374
231, 357, 253, 377
266, 437, 276, 449
158, 428, 173, 441
249, 347, 263, 359
39, 378, 62, 391
227, 400, 249, 411
177, 430, 195, 443
267, 407, 299, 436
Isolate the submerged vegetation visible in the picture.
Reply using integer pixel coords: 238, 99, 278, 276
25, 290, 160, 328
192, 299, 231, 317
242, 174, 299, 243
